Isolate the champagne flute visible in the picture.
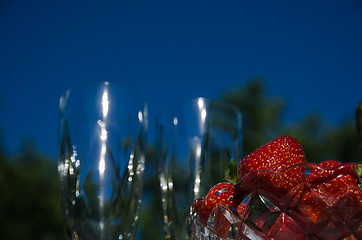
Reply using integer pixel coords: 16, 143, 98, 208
57, 81, 147, 240
156, 97, 242, 239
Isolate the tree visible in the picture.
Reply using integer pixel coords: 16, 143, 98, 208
136, 145, 164, 240
222, 78, 361, 163
283, 114, 361, 163
221, 79, 285, 155
0, 141, 67, 240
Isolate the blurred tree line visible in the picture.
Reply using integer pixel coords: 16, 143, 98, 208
0, 141, 67, 239
0, 79, 360, 239
222, 79, 361, 163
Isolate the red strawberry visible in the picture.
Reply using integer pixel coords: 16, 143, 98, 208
236, 195, 250, 219
292, 161, 338, 228
238, 136, 307, 208
214, 204, 241, 239
296, 190, 328, 228
267, 212, 306, 240
351, 228, 362, 240
305, 161, 361, 208
304, 160, 343, 184
192, 182, 240, 222
299, 161, 362, 237
238, 136, 306, 177
192, 182, 243, 238
191, 197, 204, 219
318, 160, 341, 169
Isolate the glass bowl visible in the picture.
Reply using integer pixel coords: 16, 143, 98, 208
188, 162, 362, 240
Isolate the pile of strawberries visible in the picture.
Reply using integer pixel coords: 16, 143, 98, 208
190, 136, 362, 240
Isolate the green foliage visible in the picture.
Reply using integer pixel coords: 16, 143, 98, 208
222, 79, 361, 163
136, 145, 165, 240
0, 141, 67, 240
283, 115, 361, 163
222, 79, 285, 155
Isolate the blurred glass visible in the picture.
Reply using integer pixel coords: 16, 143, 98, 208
57, 82, 147, 240
156, 97, 242, 239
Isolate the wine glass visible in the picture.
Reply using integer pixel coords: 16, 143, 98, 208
156, 97, 242, 239
57, 81, 147, 240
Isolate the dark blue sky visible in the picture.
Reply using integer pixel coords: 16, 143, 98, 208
1, 0, 362, 157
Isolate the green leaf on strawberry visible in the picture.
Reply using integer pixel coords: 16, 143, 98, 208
224, 159, 238, 184
356, 163, 362, 191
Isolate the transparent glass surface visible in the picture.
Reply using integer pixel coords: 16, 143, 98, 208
57, 82, 147, 240
156, 98, 242, 240
188, 163, 362, 240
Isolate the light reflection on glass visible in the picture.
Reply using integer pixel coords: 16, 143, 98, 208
173, 116, 178, 126
98, 85, 109, 177
161, 176, 168, 191
99, 143, 106, 175
201, 109, 207, 122
98, 85, 109, 230
197, 97, 204, 109
69, 165, 74, 175
100, 127, 107, 141
97, 119, 107, 176
197, 97, 206, 134
196, 143, 202, 157
138, 111, 143, 123
75, 159, 80, 168
102, 90, 109, 118
128, 153, 134, 182
193, 140, 202, 197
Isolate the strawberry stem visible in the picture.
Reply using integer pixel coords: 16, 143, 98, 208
225, 159, 238, 184
356, 164, 362, 190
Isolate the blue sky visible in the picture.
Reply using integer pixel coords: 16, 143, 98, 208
1, 0, 362, 158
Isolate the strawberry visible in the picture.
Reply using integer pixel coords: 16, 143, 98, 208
296, 190, 328, 229
192, 182, 242, 224
191, 160, 247, 238
191, 197, 204, 220
293, 161, 340, 229
191, 182, 243, 239
191, 136, 362, 239
318, 160, 341, 169
267, 212, 306, 240
304, 161, 362, 235
192, 159, 246, 224
351, 228, 362, 240
238, 136, 307, 208
304, 160, 343, 184
238, 136, 306, 177
290, 161, 362, 239
305, 161, 361, 207
236, 195, 250, 220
